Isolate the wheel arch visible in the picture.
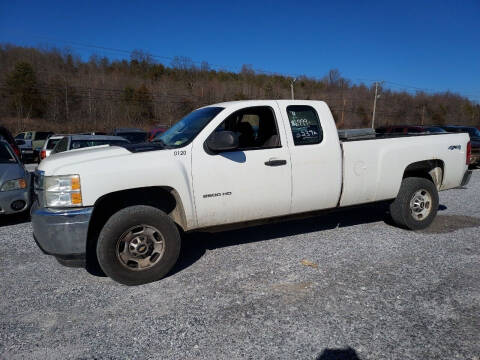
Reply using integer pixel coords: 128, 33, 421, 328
402, 159, 445, 189
86, 186, 187, 268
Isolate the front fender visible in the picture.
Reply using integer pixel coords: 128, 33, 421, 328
55, 146, 196, 229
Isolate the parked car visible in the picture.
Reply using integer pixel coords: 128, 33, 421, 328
111, 128, 148, 144
50, 135, 130, 155
376, 125, 447, 134
32, 100, 472, 285
39, 135, 66, 161
0, 141, 31, 215
15, 131, 54, 162
439, 125, 480, 165
148, 126, 168, 141
0, 126, 21, 158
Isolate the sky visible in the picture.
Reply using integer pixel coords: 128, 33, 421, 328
1, 0, 479, 101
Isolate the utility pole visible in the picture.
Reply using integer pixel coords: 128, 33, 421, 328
421, 105, 425, 125
64, 80, 69, 122
371, 81, 383, 128
290, 78, 296, 100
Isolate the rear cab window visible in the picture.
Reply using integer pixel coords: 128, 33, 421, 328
53, 137, 69, 154
46, 138, 61, 149
286, 105, 323, 145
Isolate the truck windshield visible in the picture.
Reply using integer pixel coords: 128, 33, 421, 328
153, 107, 224, 148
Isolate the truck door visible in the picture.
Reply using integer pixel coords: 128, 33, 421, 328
278, 102, 342, 213
192, 104, 292, 228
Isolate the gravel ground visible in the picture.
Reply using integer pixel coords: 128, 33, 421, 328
0, 172, 479, 360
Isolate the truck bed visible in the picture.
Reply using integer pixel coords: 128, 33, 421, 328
338, 132, 468, 207
338, 128, 453, 142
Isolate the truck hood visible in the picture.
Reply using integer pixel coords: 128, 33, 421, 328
38, 145, 133, 175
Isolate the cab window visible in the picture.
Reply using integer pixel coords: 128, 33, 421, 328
214, 106, 280, 150
286, 105, 323, 145
53, 137, 69, 154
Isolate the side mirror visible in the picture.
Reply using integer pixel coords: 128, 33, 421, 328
206, 131, 239, 152
15, 140, 25, 146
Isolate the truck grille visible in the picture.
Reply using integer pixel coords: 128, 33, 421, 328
33, 170, 45, 206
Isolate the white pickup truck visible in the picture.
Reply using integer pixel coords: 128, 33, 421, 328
32, 100, 473, 285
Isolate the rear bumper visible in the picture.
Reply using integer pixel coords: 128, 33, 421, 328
31, 201, 93, 258
461, 170, 473, 187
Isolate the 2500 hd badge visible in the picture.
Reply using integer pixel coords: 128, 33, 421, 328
203, 192, 232, 199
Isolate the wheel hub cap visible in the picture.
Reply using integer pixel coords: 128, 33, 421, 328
116, 225, 165, 271
128, 236, 149, 256
409, 189, 432, 221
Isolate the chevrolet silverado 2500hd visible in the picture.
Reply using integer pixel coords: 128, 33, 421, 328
31, 100, 473, 285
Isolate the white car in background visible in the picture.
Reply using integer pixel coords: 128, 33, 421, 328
39, 135, 66, 161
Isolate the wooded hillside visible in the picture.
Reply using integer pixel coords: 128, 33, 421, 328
0, 44, 478, 133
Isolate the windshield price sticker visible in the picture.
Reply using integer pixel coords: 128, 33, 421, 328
290, 118, 310, 127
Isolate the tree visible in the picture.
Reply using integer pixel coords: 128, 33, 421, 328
4, 62, 44, 118
123, 85, 154, 123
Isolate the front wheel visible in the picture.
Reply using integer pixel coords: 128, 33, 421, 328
96, 205, 181, 285
389, 177, 439, 230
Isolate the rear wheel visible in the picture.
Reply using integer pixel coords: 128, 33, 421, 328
389, 177, 439, 230
96, 205, 181, 285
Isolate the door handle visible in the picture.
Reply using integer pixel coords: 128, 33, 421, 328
264, 158, 287, 166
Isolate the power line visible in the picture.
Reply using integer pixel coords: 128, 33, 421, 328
5, 34, 480, 101
13, 34, 298, 78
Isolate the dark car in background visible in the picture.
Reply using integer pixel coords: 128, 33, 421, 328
0, 126, 21, 158
440, 126, 480, 166
0, 141, 31, 215
111, 128, 148, 144
50, 135, 130, 155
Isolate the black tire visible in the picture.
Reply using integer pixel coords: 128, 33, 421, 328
389, 177, 439, 230
96, 205, 181, 286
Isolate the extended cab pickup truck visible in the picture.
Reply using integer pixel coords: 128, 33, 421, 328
31, 100, 473, 285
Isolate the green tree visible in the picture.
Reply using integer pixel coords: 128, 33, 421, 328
123, 85, 154, 123
5, 62, 44, 118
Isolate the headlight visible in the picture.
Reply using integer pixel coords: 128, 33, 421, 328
43, 175, 82, 207
0, 178, 27, 192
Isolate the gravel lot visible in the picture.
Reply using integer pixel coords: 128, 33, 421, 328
1, 172, 479, 360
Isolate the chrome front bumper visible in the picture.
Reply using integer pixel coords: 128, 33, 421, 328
31, 201, 93, 258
